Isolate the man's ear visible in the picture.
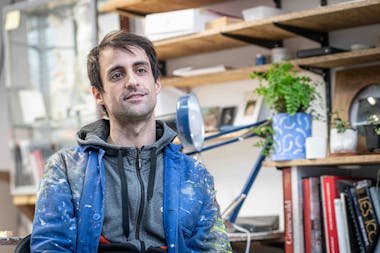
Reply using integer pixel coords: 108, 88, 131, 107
155, 78, 162, 94
92, 86, 104, 105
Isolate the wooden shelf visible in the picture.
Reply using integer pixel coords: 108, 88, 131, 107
98, 0, 229, 16
0, 171, 9, 182
162, 47, 380, 88
13, 194, 36, 220
162, 65, 266, 88
292, 47, 380, 68
263, 154, 380, 168
154, 0, 380, 59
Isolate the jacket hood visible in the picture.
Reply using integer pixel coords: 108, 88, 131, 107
76, 118, 177, 152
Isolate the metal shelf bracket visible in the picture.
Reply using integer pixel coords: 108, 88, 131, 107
221, 32, 283, 49
273, 22, 329, 46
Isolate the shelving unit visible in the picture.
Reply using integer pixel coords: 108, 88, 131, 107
154, 0, 380, 59
98, 0, 231, 16
263, 154, 380, 167
162, 47, 380, 88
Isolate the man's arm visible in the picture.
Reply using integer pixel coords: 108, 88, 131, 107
31, 152, 77, 252
186, 164, 232, 252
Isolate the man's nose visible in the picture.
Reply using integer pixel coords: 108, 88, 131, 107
127, 73, 139, 87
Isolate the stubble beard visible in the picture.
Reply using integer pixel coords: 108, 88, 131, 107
116, 97, 156, 124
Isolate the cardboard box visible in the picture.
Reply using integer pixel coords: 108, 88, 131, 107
145, 9, 219, 41
242, 6, 287, 21
205, 16, 243, 30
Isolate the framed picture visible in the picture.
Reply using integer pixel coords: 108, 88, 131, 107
220, 106, 237, 127
234, 91, 263, 126
202, 106, 221, 132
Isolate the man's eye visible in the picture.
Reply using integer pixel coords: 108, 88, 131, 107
137, 68, 147, 74
111, 72, 123, 80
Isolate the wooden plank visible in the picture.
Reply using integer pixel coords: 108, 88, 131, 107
263, 154, 380, 167
13, 195, 36, 221
0, 171, 9, 182
162, 65, 267, 88
161, 48, 380, 88
98, 0, 228, 15
154, 0, 380, 59
292, 47, 380, 68
228, 0, 380, 39
155, 28, 248, 60
13, 194, 36, 206
276, 0, 380, 32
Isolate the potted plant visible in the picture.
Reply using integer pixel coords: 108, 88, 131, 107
363, 114, 380, 152
329, 109, 358, 154
250, 62, 321, 161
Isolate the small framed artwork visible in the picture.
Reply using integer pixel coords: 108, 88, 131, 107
234, 91, 263, 126
219, 106, 237, 127
202, 106, 221, 132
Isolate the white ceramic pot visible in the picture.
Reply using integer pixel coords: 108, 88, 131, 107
330, 128, 358, 154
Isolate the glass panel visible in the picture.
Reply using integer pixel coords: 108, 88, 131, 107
3, 0, 96, 194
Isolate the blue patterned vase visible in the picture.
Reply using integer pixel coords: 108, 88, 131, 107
271, 113, 312, 161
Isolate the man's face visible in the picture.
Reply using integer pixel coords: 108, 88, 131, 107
93, 46, 161, 123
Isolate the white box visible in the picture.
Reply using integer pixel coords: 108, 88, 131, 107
306, 136, 327, 159
145, 9, 219, 41
242, 6, 287, 21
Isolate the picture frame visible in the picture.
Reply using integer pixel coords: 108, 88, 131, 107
233, 91, 263, 126
219, 106, 237, 127
201, 106, 221, 132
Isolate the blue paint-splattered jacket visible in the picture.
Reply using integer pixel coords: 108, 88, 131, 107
31, 142, 232, 252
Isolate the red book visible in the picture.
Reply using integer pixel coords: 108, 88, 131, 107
283, 167, 293, 253
320, 175, 356, 253
303, 177, 323, 253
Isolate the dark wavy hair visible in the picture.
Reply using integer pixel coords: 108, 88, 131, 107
87, 30, 160, 93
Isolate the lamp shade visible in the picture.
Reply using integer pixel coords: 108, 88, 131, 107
176, 93, 205, 152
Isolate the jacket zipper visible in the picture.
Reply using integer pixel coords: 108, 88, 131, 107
135, 147, 145, 252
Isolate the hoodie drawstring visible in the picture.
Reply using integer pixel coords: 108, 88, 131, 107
117, 149, 130, 237
147, 147, 157, 201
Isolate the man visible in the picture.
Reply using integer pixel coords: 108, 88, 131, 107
31, 30, 232, 253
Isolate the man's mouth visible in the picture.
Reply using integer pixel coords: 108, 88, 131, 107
123, 91, 146, 101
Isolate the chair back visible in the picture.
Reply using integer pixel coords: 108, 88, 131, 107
14, 234, 31, 253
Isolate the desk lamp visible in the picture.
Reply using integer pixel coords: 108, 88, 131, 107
175, 93, 268, 223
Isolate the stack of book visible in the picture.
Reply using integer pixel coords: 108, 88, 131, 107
283, 167, 380, 253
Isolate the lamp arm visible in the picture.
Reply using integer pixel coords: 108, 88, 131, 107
227, 144, 267, 223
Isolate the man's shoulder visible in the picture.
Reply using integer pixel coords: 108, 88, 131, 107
46, 145, 86, 165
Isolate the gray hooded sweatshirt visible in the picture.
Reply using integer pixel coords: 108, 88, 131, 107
77, 119, 177, 251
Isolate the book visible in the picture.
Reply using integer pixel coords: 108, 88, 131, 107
283, 167, 294, 253
302, 177, 323, 253
350, 186, 370, 251
340, 191, 358, 253
291, 166, 304, 253
334, 198, 349, 253
344, 186, 366, 253
172, 65, 229, 77
296, 46, 346, 58
320, 175, 356, 253
369, 186, 380, 224
370, 186, 380, 252
287, 167, 351, 252
355, 180, 378, 252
